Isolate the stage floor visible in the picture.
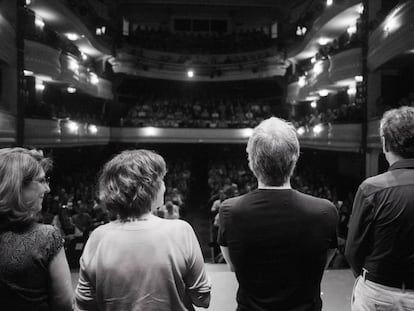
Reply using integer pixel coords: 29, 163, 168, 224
71, 264, 355, 311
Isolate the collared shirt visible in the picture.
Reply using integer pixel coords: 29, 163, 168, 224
345, 159, 414, 282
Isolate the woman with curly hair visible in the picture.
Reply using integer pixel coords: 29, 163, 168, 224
75, 149, 211, 311
0, 147, 73, 311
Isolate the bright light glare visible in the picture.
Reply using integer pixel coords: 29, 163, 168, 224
67, 86, 76, 93
319, 90, 329, 97
187, 70, 194, 78
298, 76, 306, 87
313, 124, 324, 135
347, 87, 357, 96
24, 70, 34, 76
326, 0, 333, 6
89, 73, 99, 85
35, 84, 45, 91
88, 124, 98, 134
68, 59, 79, 73
357, 4, 364, 14
143, 127, 159, 136
355, 75, 363, 82
35, 17, 45, 29
241, 128, 254, 138
310, 101, 317, 108
297, 127, 306, 136
318, 37, 330, 46
347, 25, 357, 36
313, 61, 323, 75
67, 121, 79, 133
66, 33, 80, 41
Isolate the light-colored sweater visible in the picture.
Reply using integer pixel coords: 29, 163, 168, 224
75, 215, 211, 311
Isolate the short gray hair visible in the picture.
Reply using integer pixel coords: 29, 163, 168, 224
246, 117, 300, 186
98, 149, 166, 220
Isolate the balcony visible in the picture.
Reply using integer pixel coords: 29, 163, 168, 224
0, 111, 16, 146
368, 1, 414, 70
24, 39, 61, 79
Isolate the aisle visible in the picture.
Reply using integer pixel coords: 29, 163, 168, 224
71, 264, 355, 311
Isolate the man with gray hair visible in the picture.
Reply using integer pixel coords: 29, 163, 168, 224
346, 106, 414, 310
218, 117, 338, 311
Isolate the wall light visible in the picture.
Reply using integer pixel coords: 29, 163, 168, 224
88, 124, 98, 134
347, 86, 357, 96
89, 73, 99, 85
66, 121, 79, 133
297, 126, 306, 136
241, 128, 254, 138
35, 83, 45, 91
318, 37, 330, 46
67, 86, 76, 93
310, 101, 317, 108
187, 70, 194, 78
313, 123, 324, 135
24, 70, 34, 76
298, 76, 306, 87
142, 127, 159, 136
326, 0, 333, 6
35, 17, 45, 29
355, 75, 363, 82
313, 61, 323, 75
66, 33, 80, 41
347, 25, 357, 36
319, 89, 329, 97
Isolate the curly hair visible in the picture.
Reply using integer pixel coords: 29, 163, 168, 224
0, 148, 52, 230
381, 106, 414, 158
247, 117, 300, 186
98, 149, 166, 221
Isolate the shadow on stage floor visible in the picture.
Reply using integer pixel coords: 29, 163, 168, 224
71, 264, 355, 311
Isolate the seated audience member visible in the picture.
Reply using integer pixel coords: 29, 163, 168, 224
0, 148, 73, 311
218, 117, 338, 311
75, 149, 211, 311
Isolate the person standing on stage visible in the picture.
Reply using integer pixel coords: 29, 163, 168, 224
346, 106, 414, 310
218, 117, 338, 311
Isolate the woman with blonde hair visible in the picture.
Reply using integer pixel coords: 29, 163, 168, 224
0, 147, 73, 311
75, 149, 211, 311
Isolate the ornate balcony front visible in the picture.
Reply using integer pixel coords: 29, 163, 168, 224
368, 1, 414, 71
0, 111, 16, 146
24, 40, 61, 79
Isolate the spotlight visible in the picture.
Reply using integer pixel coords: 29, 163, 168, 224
313, 124, 324, 135
297, 127, 305, 136
88, 124, 98, 134
187, 70, 194, 78
66, 121, 79, 133
310, 101, 317, 108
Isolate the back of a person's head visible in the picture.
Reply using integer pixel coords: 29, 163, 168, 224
246, 117, 300, 186
380, 106, 414, 159
98, 149, 166, 221
0, 148, 51, 229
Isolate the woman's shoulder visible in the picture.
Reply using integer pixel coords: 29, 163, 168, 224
31, 223, 62, 240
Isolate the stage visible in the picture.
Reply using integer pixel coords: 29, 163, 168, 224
71, 264, 355, 311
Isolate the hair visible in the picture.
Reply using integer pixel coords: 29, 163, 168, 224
380, 106, 414, 159
98, 149, 167, 221
246, 117, 300, 186
0, 147, 52, 230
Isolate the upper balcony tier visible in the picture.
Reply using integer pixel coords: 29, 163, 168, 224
288, 0, 362, 62
368, 1, 414, 71
112, 48, 288, 81
287, 47, 362, 103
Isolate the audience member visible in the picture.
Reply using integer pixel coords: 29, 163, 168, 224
346, 106, 414, 310
75, 149, 211, 310
0, 148, 72, 311
218, 117, 338, 310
